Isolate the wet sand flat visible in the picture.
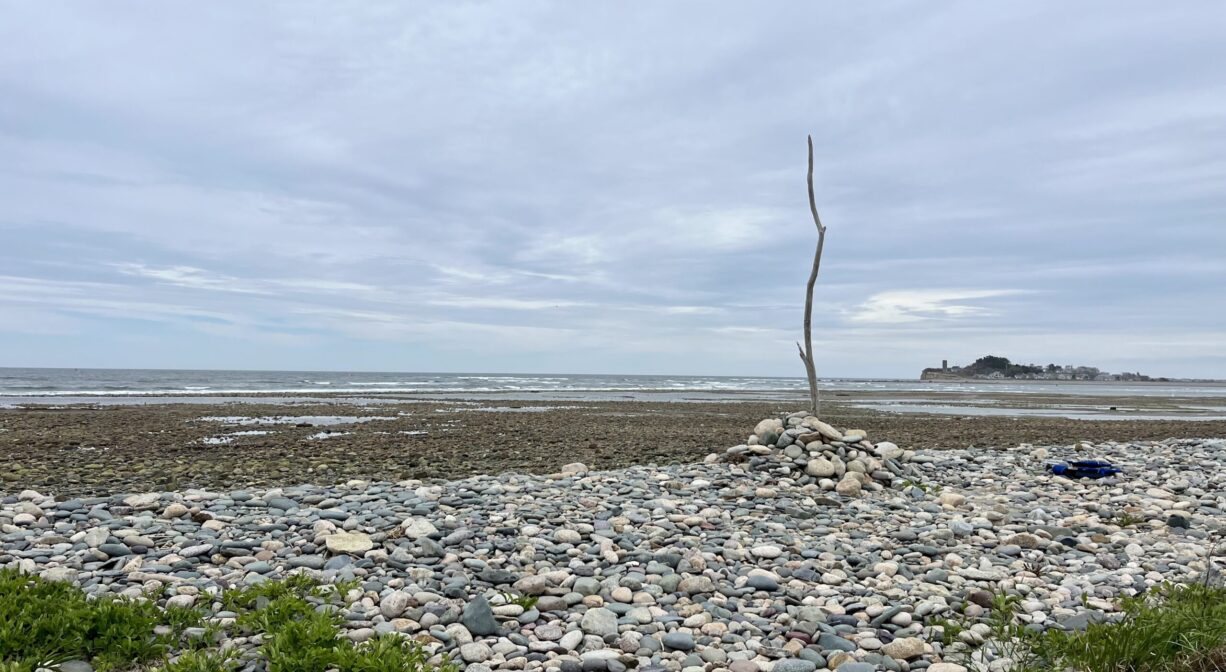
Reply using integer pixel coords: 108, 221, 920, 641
4, 393, 1226, 496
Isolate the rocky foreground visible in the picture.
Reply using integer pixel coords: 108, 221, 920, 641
2, 413, 1225, 672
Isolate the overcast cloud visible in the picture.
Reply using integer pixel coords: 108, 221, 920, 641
2, 2, 1225, 378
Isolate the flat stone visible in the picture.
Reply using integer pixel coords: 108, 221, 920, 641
324, 532, 373, 555
880, 637, 925, 659
401, 517, 438, 539
581, 607, 619, 637
122, 493, 160, 510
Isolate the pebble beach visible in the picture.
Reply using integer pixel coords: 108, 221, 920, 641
4, 410, 1224, 672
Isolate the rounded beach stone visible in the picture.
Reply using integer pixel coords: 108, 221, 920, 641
324, 532, 373, 555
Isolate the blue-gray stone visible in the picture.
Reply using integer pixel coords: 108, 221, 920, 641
266, 498, 299, 511
746, 575, 779, 591
288, 555, 326, 570
817, 633, 857, 652
662, 631, 695, 651
324, 555, 352, 571
462, 595, 500, 636
98, 544, 130, 558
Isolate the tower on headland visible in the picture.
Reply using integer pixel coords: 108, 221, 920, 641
942, 359, 948, 371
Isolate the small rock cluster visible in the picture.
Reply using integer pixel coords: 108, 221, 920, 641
723, 414, 918, 498
2, 416, 1224, 672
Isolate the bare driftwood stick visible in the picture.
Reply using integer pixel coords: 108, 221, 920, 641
796, 134, 827, 415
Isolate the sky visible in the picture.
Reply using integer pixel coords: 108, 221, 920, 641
2, 2, 1225, 379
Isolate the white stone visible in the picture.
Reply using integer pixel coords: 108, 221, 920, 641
558, 629, 585, 651
581, 608, 619, 637
835, 475, 862, 496
123, 493, 161, 510
401, 517, 438, 539
554, 529, 583, 544
874, 441, 904, 460
806, 419, 844, 441
753, 418, 784, 438
42, 567, 78, 582
561, 462, 589, 475
166, 594, 196, 609
83, 527, 108, 549
805, 458, 836, 477
750, 545, 782, 559
937, 492, 967, 508
325, 532, 373, 555
381, 591, 412, 618
459, 642, 492, 663
881, 637, 926, 659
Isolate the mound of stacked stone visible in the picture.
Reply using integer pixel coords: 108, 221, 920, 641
722, 412, 919, 496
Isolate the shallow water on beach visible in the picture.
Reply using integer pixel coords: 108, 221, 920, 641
853, 401, 1226, 421
195, 415, 396, 426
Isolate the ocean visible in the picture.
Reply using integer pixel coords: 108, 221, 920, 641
1, 367, 1224, 398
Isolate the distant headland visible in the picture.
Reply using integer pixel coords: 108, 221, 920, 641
921, 355, 1166, 382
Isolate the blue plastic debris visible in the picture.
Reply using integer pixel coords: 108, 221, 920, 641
1048, 460, 1122, 479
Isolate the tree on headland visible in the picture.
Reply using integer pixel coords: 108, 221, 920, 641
796, 135, 827, 415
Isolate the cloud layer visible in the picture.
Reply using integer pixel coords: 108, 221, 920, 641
2, 2, 1225, 377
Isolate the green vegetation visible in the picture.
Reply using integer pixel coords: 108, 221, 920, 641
0, 568, 454, 672
0, 567, 204, 671
939, 583, 1226, 672
1115, 512, 1148, 528
159, 650, 240, 672
964, 355, 1046, 378
899, 478, 942, 494
924, 355, 1149, 381
499, 591, 539, 611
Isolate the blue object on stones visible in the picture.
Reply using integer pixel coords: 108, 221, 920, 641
1048, 460, 1121, 479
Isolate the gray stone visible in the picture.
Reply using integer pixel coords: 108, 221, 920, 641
462, 595, 500, 636
817, 633, 857, 652
662, 631, 695, 651
745, 575, 779, 591
581, 608, 619, 638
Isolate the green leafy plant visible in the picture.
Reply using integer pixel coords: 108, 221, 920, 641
335, 635, 458, 672
157, 649, 241, 672
899, 479, 942, 494
222, 573, 330, 612
938, 583, 1226, 672
1039, 583, 1226, 672
0, 567, 204, 671
929, 616, 966, 647
2, 569, 453, 672
500, 591, 539, 610
1115, 512, 1147, 528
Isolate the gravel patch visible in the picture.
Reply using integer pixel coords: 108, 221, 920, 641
3, 413, 1223, 671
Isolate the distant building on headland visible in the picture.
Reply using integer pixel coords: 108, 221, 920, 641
920, 355, 1161, 381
